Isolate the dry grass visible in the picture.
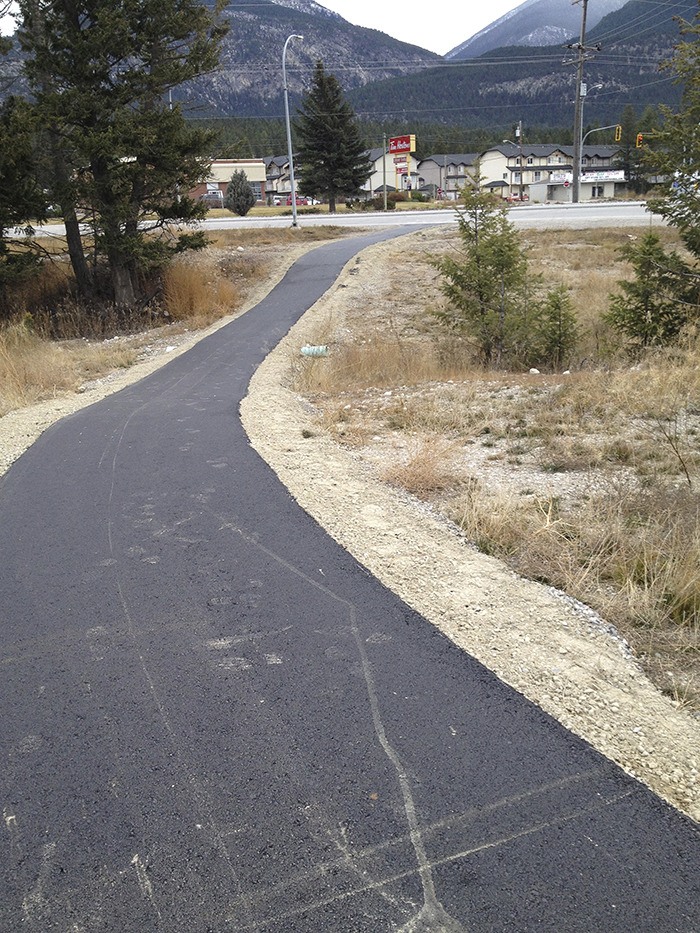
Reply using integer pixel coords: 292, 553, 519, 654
450, 481, 700, 708
0, 320, 138, 416
381, 436, 466, 499
163, 254, 245, 327
296, 227, 700, 708
295, 332, 475, 395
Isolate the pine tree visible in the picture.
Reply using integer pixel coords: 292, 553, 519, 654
17, 0, 227, 308
604, 232, 693, 350
433, 184, 530, 366
615, 104, 654, 194
295, 61, 372, 213
0, 97, 47, 307
645, 9, 700, 259
225, 170, 256, 217
534, 286, 578, 371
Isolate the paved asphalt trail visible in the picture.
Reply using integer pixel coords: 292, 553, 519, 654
1, 230, 699, 932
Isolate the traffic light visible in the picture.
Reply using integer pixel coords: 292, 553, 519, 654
636, 133, 644, 148
614, 124, 622, 142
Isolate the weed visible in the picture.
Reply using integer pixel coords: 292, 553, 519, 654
381, 437, 465, 499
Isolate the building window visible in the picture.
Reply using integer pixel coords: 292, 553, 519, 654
527, 157, 534, 165
534, 171, 541, 182
250, 182, 263, 201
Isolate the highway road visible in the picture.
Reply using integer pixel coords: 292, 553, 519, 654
34, 200, 660, 241
1, 226, 698, 932
201, 200, 659, 231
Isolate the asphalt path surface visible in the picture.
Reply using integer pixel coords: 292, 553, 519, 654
1, 228, 699, 932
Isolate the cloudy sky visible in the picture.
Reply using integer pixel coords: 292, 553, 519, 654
320, 0, 526, 55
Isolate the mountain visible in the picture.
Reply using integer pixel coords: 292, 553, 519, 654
347, 0, 696, 129
446, 0, 631, 61
0, 0, 441, 118
182, 0, 441, 117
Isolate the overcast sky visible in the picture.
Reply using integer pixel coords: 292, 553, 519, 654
320, 0, 526, 55
0, 1, 527, 51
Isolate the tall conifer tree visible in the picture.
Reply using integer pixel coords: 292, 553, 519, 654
295, 61, 372, 213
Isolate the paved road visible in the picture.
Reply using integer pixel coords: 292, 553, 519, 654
200, 201, 657, 232
35, 200, 659, 240
1, 229, 698, 932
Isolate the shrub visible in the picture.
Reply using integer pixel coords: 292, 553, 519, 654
225, 170, 256, 217
604, 231, 694, 350
534, 285, 579, 370
433, 186, 531, 367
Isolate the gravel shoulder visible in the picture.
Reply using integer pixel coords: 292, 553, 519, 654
2, 234, 698, 822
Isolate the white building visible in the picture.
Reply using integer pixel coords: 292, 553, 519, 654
191, 159, 267, 204
478, 143, 624, 202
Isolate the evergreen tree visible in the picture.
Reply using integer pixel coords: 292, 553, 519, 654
295, 61, 372, 213
534, 286, 578, 370
225, 170, 255, 216
433, 184, 530, 366
615, 104, 655, 194
0, 97, 47, 308
17, 0, 227, 308
604, 232, 693, 350
645, 9, 700, 259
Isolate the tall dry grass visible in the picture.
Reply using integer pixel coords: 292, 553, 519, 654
162, 255, 243, 327
0, 320, 138, 416
294, 332, 476, 395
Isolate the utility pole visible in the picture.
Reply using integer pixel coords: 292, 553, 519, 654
283, 34, 303, 227
383, 134, 388, 212
571, 0, 588, 204
566, 0, 601, 204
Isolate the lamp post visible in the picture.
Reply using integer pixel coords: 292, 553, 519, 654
283, 34, 303, 228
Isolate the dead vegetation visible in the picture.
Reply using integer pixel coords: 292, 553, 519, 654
294, 226, 700, 711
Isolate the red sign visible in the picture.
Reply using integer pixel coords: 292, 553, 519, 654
389, 135, 415, 154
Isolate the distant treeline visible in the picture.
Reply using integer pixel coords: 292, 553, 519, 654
194, 116, 626, 161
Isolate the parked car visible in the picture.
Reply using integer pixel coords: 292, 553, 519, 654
199, 191, 224, 208
286, 195, 309, 206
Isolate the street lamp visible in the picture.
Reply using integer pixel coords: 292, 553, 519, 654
283, 34, 303, 228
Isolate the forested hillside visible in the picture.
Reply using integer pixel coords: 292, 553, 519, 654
347, 0, 695, 129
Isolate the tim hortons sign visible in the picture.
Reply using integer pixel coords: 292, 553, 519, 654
389, 135, 416, 154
